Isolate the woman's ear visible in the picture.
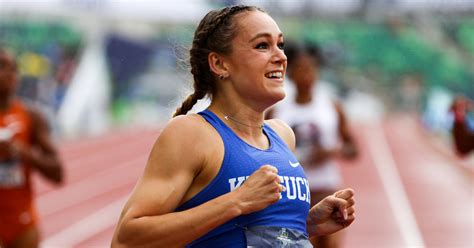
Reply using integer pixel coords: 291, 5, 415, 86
208, 52, 229, 79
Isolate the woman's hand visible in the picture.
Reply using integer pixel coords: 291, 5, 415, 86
306, 188, 355, 237
232, 165, 286, 215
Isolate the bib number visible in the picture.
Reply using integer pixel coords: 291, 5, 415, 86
0, 159, 25, 188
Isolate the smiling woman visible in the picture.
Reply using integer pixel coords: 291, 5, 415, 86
111, 5, 356, 248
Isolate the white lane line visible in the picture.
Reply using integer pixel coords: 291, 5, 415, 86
365, 122, 426, 247
41, 196, 128, 248
38, 155, 146, 216
58, 134, 154, 173
35, 134, 155, 196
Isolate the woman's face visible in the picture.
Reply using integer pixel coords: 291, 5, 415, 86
223, 11, 287, 108
288, 54, 319, 94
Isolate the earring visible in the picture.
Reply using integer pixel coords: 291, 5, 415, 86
219, 74, 226, 80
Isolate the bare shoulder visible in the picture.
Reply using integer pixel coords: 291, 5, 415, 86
265, 118, 296, 151
22, 102, 53, 144
119, 114, 221, 223
23, 102, 49, 129
148, 114, 220, 173
158, 114, 217, 147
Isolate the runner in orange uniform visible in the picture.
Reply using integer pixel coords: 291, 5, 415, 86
0, 49, 63, 248
450, 96, 474, 156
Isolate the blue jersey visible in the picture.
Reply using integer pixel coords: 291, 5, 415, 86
175, 109, 311, 247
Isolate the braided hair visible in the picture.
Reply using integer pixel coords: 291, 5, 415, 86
173, 5, 264, 117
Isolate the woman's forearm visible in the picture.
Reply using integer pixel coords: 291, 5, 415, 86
114, 191, 242, 247
13, 142, 63, 183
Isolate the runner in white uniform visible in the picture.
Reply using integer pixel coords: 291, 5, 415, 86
271, 41, 358, 248
276, 81, 343, 190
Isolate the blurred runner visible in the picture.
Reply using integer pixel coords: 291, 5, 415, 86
271, 41, 358, 248
450, 96, 474, 156
0, 49, 63, 248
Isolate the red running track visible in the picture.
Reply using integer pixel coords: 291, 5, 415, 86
34, 117, 472, 248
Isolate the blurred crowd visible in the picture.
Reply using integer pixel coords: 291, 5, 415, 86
0, 1, 472, 151
0, 21, 81, 136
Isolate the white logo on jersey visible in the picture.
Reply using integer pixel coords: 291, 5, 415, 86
288, 160, 300, 168
0, 115, 22, 141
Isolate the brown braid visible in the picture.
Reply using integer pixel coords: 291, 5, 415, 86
173, 5, 264, 117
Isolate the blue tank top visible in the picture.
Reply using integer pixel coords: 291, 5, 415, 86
175, 109, 311, 247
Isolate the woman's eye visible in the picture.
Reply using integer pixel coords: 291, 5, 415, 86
278, 42, 285, 50
256, 43, 269, 49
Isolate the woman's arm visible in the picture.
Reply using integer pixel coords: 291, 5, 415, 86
451, 97, 474, 156
335, 101, 358, 159
112, 116, 285, 248
8, 107, 64, 183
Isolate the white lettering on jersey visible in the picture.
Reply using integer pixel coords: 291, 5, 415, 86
304, 178, 310, 203
228, 176, 249, 191
283, 176, 297, 200
296, 177, 306, 201
228, 175, 310, 204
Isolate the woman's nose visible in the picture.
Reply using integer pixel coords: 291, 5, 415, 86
273, 47, 287, 64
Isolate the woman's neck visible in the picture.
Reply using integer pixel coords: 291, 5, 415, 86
295, 92, 312, 104
209, 102, 270, 149
208, 100, 265, 136
0, 95, 13, 112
